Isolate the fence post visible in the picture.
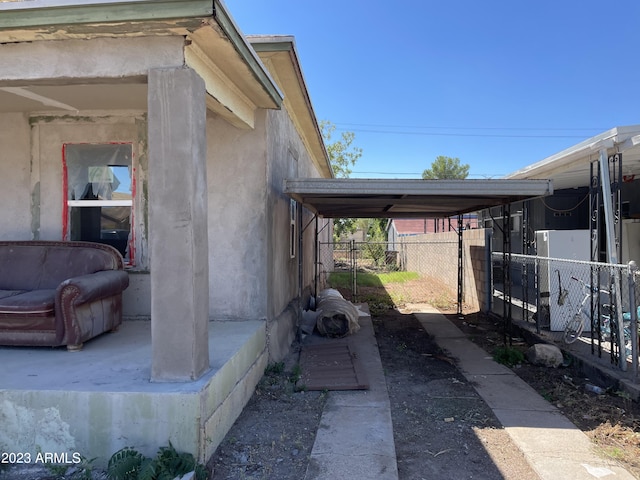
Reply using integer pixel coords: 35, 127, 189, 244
457, 215, 463, 315
485, 228, 493, 313
534, 256, 540, 334
502, 204, 512, 344
351, 239, 357, 302
629, 261, 638, 377
612, 267, 627, 371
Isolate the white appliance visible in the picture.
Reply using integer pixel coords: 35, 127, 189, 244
622, 219, 640, 265
536, 230, 591, 331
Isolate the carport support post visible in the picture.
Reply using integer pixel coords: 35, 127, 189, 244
457, 214, 463, 315
148, 67, 210, 381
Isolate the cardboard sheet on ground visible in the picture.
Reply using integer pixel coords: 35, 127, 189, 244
297, 340, 369, 391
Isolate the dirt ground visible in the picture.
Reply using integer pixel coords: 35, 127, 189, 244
447, 309, 640, 479
6, 279, 638, 479
210, 290, 640, 479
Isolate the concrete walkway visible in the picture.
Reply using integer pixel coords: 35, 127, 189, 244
305, 304, 637, 480
415, 306, 636, 480
304, 307, 398, 480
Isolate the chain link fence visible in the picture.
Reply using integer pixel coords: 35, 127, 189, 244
318, 239, 464, 310
492, 252, 640, 375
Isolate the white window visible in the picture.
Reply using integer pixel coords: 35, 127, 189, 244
63, 143, 134, 264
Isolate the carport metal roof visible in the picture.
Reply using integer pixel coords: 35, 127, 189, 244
284, 178, 553, 218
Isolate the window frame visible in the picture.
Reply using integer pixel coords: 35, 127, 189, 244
62, 142, 136, 266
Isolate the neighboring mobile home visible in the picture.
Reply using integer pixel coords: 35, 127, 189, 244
480, 126, 640, 264
0, 0, 331, 464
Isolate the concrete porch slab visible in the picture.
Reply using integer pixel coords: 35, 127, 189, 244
0, 320, 267, 467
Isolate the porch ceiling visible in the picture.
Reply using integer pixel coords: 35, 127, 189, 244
0, 82, 148, 113
0, 0, 283, 126
284, 178, 553, 218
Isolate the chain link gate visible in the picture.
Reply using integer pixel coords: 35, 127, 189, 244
317, 239, 463, 309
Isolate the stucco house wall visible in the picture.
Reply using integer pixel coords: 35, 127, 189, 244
207, 111, 270, 322
265, 107, 324, 359
0, 39, 325, 359
0, 113, 31, 239
0, 0, 332, 462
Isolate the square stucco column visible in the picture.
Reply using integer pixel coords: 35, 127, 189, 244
148, 67, 210, 381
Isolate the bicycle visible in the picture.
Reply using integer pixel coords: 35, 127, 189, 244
562, 276, 610, 344
563, 276, 640, 356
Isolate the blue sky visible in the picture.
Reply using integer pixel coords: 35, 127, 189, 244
226, 1, 640, 179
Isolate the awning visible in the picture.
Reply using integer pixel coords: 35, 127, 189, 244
504, 126, 640, 190
284, 178, 553, 218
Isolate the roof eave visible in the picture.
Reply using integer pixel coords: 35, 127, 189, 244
0, 0, 284, 125
0, 0, 214, 29
250, 35, 332, 178
212, 3, 283, 110
505, 125, 640, 181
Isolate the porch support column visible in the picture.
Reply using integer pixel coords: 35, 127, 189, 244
148, 67, 210, 381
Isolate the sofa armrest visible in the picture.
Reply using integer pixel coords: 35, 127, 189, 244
56, 271, 129, 346
57, 270, 130, 305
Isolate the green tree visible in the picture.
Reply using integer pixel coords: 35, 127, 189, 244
422, 156, 470, 179
320, 120, 362, 178
320, 120, 363, 241
359, 218, 388, 266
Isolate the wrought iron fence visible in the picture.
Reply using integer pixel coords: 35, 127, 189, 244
492, 252, 640, 375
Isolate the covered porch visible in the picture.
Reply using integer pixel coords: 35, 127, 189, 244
0, 320, 266, 464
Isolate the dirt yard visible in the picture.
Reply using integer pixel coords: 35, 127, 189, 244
447, 309, 640, 478
4, 279, 639, 479
210, 279, 640, 479
210, 307, 540, 480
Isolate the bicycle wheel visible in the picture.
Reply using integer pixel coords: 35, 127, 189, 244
563, 313, 584, 344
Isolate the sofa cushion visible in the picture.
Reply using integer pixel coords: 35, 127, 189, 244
0, 289, 56, 315
0, 290, 27, 300
0, 314, 56, 331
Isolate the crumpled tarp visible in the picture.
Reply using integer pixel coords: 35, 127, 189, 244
315, 289, 360, 338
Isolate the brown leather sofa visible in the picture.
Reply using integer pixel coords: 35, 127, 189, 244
0, 241, 129, 351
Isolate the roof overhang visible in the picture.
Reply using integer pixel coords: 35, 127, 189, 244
285, 178, 553, 218
0, 0, 283, 129
505, 126, 640, 190
249, 35, 332, 178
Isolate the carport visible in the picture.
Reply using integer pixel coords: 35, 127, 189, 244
285, 177, 553, 313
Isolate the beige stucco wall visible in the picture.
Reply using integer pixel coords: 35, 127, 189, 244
0, 37, 326, 364
264, 107, 326, 359
205, 104, 326, 360
0, 108, 324, 334
0, 113, 31, 239
207, 111, 269, 321
0, 21, 327, 467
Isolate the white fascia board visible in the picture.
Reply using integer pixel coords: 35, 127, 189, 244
505, 125, 640, 180
185, 42, 257, 129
